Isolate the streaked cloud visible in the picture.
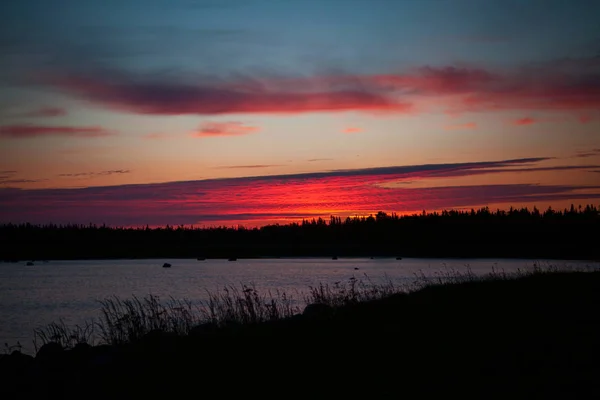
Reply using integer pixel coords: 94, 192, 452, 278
0, 124, 115, 138
23, 107, 67, 118
37, 68, 412, 116
2, 156, 598, 226
58, 169, 130, 178
513, 117, 536, 126
194, 121, 259, 137
343, 127, 362, 133
444, 122, 477, 130
573, 148, 600, 158
214, 164, 284, 169
30, 55, 600, 117
0, 179, 47, 185
142, 133, 167, 140
0, 170, 47, 186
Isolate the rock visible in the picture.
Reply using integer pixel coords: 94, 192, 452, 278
4, 351, 34, 370
142, 329, 178, 344
162, 263, 171, 268
189, 322, 219, 336
302, 303, 334, 320
88, 345, 116, 368
36, 342, 63, 361
72, 342, 92, 353
289, 313, 304, 322
138, 330, 181, 356
69, 342, 92, 363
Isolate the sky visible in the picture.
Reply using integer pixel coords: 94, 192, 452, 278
1, 0, 599, 227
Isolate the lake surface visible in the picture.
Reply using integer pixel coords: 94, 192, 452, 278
1, 257, 598, 354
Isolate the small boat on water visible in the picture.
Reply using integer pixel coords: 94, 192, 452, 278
26, 261, 34, 266
197, 257, 206, 261
332, 256, 338, 260
228, 257, 237, 261
162, 263, 172, 268
396, 257, 403, 260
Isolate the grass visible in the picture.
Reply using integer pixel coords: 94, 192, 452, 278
3, 342, 22, 354
30, 262, 598, 351
32, 319, 96, 353
305, 275, 401, 307
202, 285, 299, 326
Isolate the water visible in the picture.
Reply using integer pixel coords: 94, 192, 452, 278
1, 257, 597, 354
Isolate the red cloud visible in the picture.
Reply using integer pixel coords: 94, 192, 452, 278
215, 164, 283, 169
444, 122, 477, 130
577, 114, 600, 124
143, 133, 167, 140
35, 56, 600, 117
2, 157, 599, 227
194, 122, 259, 137
40, 71, 413, 115
513, 117, 536, 126
0, 124, 115, 138
343, 127, 362, 133
25, 107, 67, 117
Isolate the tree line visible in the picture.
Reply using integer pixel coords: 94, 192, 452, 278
1, 205, 598, 260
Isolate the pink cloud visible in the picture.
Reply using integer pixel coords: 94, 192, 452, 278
577, 114, 600, 124
39, 70, 413, 116
193, 122, 260, 137
24, 107, 67, 117
444, 122, 477, 130
513, 117, 536, 126
33, 56, 600, 117
58, 169, 130, 178
214, 164, 283, 169
143, 133, 167, 140
343, 127, 362, 133
0, 124, 115, 138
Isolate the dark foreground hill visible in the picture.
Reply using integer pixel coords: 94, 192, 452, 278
2, 269, 600, 398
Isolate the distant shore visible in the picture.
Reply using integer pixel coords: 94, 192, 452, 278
4, 255, 600, 262
2, 206, 600, 261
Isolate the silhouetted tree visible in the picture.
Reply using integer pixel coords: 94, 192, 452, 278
1, 204, 598, 260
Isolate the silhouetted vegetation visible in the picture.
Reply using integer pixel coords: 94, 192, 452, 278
2, 265, 600, 398
30, 275, 404, 349
1, 204, 599, 260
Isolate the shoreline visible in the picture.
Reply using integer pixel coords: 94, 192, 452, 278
2, 267, 600, 398
4, 255, 600, 262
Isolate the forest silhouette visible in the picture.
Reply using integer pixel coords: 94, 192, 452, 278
1, 204, 598, 261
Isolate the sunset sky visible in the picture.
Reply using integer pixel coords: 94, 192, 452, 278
1, 0, 599, 227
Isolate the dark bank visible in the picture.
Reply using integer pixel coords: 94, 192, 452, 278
2, 205, 599, 261
2, 266, 599, 398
